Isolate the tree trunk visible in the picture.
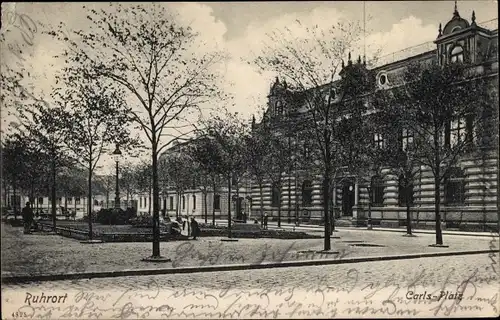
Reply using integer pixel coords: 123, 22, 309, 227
3, 179, 8, 211
227, 174, 232, 238
287, 174, 292, 224
148, 176, 152, 215
236, 180, 242, 221
106, 190, 109, 209
323, 174, 331, 251
87, 165, 93, 240
204, 190, 208, 224
367, 185, 372, 230
64, 193, 68, 217
151, 142, 160, 257
332, 181, 336, 232
212, 180, 216, 226
434, 132, 443, 245
406, 182, 412, 235
30, 185, 35, 210
176, 191, 180, 219
51, 158, 57, 230
259, 183, 264, 228
277, 187, 282, 228
434, 175, 443, 244
13, 182, 17, 220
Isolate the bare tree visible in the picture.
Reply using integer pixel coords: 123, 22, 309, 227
47, 3, 226, 258
252, 20, 370, 250
53, 75, 133, 240
375, 62, 492, 245
203, 111, 248, 238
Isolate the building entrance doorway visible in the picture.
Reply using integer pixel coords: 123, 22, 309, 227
342, 181, 355, 216
236, 197, 244, 221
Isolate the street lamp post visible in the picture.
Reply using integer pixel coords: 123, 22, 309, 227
112, 144, 122, 211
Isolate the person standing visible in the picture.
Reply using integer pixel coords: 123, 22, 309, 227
22, 202, 34, 234
191, 217, 200, 240
263, 213, 269, 230
181, 215, 190, 237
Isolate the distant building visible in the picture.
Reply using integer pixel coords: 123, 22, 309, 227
155, 139, 252, 222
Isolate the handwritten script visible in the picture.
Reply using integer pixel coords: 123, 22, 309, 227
3, 261, 498, 319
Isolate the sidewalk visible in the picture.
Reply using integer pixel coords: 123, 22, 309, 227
1, 223, 497, 280
213, 219, 498, 237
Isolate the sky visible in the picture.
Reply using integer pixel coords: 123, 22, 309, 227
1, 1, 498, 174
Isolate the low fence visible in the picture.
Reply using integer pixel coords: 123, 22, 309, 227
36, 222, 189, 242
37, 223, 93, 240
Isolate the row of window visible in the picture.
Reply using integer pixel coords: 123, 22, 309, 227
371, 170, 465, 206
373, 118, 472, 150
269, 169, 467, 208
138, 194, 223, 211
33, 197, 82, 205
271, 180, 314, 207
297, 119, 472, 163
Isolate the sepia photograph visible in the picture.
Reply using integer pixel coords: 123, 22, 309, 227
1, 1, 499, 318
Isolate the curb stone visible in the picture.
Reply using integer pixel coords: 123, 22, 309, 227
2, 249, 497, 284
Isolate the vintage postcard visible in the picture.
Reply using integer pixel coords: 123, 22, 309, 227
1, 1, 499, 319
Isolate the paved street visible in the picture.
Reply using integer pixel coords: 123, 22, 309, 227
2, 254, 499, 318
1, 223, 498, 277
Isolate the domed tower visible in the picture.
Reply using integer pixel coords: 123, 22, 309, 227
435, 1, 495, 65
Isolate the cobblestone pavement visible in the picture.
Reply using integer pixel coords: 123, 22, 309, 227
1, 223, 498, 277
2, 254, 499, 318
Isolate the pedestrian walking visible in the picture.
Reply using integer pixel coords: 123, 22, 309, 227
191, 217, 200, 240
263, 213, 269, 230
22, 202, 34, 234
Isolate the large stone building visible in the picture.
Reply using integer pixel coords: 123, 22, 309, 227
250, 6, 498, 231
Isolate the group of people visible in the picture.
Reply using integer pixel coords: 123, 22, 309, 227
175, 215, 201, 240
253, 213, 269, 229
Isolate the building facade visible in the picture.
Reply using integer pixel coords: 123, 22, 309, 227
250, 7, 498, 231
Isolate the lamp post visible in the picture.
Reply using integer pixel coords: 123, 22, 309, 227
112, 144, 122, 211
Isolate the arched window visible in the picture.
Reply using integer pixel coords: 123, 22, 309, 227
213, 194, 220, 210
302, 180, 313, 207
400, 128, 413, 151
271, 184, 280, 207
371, 176, 384, 206
445, 167, 466, 205
374, 133, 385, 149
192, 195, 196, 210
275, 101, 283, 116
398, 174, 414, 206
450, 46, 464, 63
182, 196, 186, 210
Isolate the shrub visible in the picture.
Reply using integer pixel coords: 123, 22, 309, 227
95, 208, 137, 225
129, 215, 153, 227
199, 226, 322, 239
80, 212, 97, 223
